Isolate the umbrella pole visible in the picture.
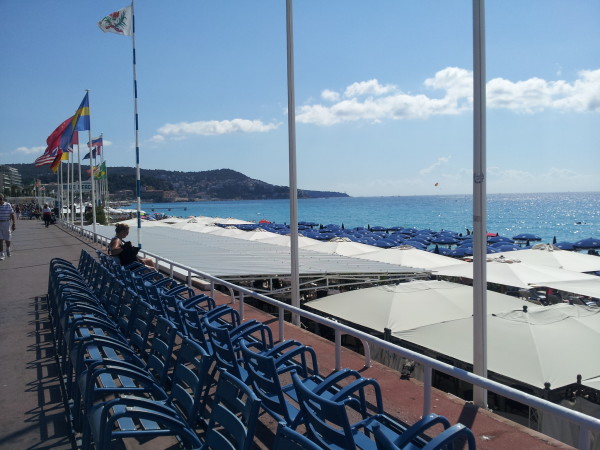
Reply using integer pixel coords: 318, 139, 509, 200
472, 0, 488, 408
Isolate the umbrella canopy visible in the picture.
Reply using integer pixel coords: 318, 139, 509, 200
394, 304, 600, 389
494, 246, 600, 273
530, 278, 600, 300
573, 237, 600, 250
434, 258, 599, 289
352, 246, 467, 270
513, 233, 542, 241
555, 241, 576, 251
302, 240, 378, 257
306, 280, 526, 334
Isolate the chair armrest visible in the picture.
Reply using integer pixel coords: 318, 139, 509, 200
382, 413, 451, 449
422, 424, 476, 450
313, 368, 362, 395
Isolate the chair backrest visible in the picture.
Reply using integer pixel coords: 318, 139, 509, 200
204, 320, 246, 381
273, 421, 321, 450
203, 370, 261, 450
240, 340, 295, 426
146, 316, 178, 385
128, 300, 155, 356
169, 337, 214, 427
177, 302, 212, 354
292, 372, 357, 449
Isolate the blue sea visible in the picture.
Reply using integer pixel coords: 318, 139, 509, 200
135, 192, 599, 244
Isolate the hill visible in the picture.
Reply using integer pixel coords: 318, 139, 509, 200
8, 164, 349, 202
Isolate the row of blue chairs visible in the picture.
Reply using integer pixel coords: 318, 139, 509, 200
49, 249, 476, 449
48, 251, 273, 449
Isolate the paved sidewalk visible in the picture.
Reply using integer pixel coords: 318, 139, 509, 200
0, 219, 99, 449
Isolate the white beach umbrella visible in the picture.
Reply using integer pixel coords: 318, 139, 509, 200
352, 246, 468, 270
306, 280, 526, 333
434, 259, 598, 289
394, 304, 600, 390
494, 247, 600, 273
530, 279, 600, 300
302, 241, 379, 257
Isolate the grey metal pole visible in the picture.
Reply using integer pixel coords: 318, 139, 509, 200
286, 0, 301, 326
472, 0, 488, 408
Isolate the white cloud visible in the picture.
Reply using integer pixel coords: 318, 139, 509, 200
15, 145, 45, 155
296, 68, 600, 125
321, 89, 340, 102
419, 156, 451, 175
343, 79, 397, 98
155, 118, 280, 140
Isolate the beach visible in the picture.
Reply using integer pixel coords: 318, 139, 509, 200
134, 192, 600, 245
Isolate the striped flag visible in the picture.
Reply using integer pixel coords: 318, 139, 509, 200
34, 148, 59, 166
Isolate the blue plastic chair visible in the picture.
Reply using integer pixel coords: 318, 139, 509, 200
200, 370, 261, 450
292, 372, 452, 450
273, 421, 322, 450
83, 396, 202, 449
373, 422, 477, 450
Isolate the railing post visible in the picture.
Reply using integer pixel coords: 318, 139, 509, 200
335, 329, 342, 370
239, 292, 245, 321
278, 306, 285, 342
361, 339, 372, 368
579, 426, 591, 450
423, 365, 432, 416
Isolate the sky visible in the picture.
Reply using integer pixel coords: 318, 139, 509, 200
1, 0, 599, 197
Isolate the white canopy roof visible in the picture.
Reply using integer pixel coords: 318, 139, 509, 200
306, 280, 526, 333
494, 246, 600, 273
434, 258, 599, 289
394, 304, 600, 389
89, 224, 426, 279
352, 246, 468, 270
308, 281, 600, 389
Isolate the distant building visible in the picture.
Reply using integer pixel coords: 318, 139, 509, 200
0, 165, 23, 195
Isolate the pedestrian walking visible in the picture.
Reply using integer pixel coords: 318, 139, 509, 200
0, 194, 16, 259
42, 204, 52, 228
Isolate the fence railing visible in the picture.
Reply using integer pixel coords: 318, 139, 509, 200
65, 221, 600, 449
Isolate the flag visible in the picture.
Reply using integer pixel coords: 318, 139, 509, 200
59, 93, 90, 151
34, 148, 60, 166
98, 6, 133, 36
50, 150, 64, 173
83, 148, 99, 160
94, 161, 107, 180
38, 116, 72, 158
71, 131, 79, 146
89, 136, 103, 150
83, 136, 103, 159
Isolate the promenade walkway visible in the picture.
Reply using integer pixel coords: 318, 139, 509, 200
0, 219, 571, 449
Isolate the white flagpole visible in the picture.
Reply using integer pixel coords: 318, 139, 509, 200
87, 90, 97, 237
286, 0, 300, 326
71, 149, 75, 223
68, 150, 72, 223
131, 0, 142, 247
77, 144, 84, 227
56, 168, 60, 215
472, 0, 488, 408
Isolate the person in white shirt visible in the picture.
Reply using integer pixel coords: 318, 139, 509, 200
0, 194, 16, 259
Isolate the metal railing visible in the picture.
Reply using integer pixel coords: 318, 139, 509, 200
65, 221, 600, 449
